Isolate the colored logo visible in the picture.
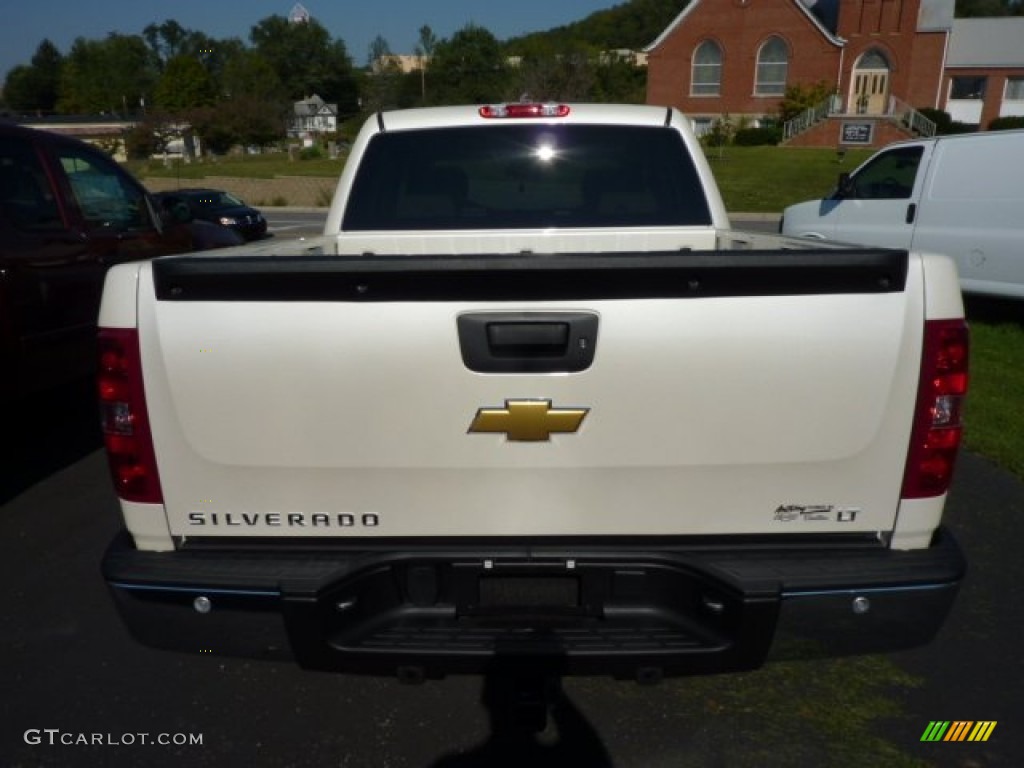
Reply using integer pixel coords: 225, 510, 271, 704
468, 400, 588, 442
920, 721, 997, 742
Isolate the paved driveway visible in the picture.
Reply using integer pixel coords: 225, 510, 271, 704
1, 387, 1019, 767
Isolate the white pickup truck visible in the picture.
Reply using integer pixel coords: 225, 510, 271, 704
99, 103, 968, 683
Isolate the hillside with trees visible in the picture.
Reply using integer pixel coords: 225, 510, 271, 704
506, 0, 1023, 54
506, 0, 685, 55
2, 0, 1020, 154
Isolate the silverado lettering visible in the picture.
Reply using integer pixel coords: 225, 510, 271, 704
99, 103, 967, 685
187, 512, 380, 528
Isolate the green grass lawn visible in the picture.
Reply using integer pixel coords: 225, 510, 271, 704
961, 300, 1024, 479
132, 145, 872, 211
704, 145, 874, 212
129, 152, 345, 180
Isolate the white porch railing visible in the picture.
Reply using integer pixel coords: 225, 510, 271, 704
890, 97, 937, 138
782, 94, 937, 142
782, 95, 842, 141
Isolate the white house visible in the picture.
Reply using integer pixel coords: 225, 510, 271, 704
288, 94, 338, 138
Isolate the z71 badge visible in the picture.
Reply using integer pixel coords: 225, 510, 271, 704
774, 505, 860, 523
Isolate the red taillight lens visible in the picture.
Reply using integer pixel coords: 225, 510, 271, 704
98, 328, 163, 504
902, 319, 969, 499
479, 103, 571, 119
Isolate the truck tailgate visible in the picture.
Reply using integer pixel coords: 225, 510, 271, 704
137, 248, 920, 541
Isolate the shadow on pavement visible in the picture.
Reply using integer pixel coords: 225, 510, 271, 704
2, 377, 102, 504
431, 673, 613, 768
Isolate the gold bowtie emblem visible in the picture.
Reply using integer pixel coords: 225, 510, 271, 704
468, 400, 589, 442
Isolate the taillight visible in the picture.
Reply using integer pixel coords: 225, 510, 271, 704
98, 328, 163, 504
479, 103, 571, 119
902, 319, 969, 499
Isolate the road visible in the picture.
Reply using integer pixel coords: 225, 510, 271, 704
265, 208, 327, 239
2, 226, 1020, 768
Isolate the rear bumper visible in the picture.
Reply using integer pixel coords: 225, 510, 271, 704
102, 530, 965, 680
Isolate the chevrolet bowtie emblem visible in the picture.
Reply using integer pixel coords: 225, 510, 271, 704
468, 400, 589, 442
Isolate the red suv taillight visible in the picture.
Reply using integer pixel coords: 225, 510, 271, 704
902, 319, 969, 499
98, 328, 163, 504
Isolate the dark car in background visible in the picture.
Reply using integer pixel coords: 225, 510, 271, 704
154, 188, 268, 241
0, 123, 234, 398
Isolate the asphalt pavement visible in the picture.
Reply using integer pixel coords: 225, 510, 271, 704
1, 380, 1021, 767
1, 232, 1020, 767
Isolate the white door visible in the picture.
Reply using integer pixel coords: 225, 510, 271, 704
850, 50, 891, 115
852, 70, 890, 115
833, 143, 930, 248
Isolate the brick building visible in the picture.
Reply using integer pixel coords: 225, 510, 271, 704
645, 0, 1024, 147
944, 18, 1024, 128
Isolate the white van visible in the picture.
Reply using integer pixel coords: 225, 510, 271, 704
781, 130, 1024, 299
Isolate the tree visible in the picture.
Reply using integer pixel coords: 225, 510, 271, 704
142, 19, 246, 93
416, 25, 438, 60
187, 93, 290, 154
123, 122, 165, 160
143, 20, 189, 65
2, 40, 64, 113
777, 80, 835, 124
513, 40, 597, 102
188, 106, 238, 155
592, 52, 647, 103
220, 49, 287, 104
427, 24, 511, 106
414, 25, 437, 102
368, 35, 393, 68
362, 36, 407, 113
506, 0, 684, 55
249, 14, 359, 115
703, 113, 735, 158
224, 96, 289, 147
58, 33, 158, 114
153, 54, 216, 113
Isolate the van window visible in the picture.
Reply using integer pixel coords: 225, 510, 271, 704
847, 146, 924, 200
57, 145, 152, 232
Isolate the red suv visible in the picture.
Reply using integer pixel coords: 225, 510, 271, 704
0, 122, 238, 397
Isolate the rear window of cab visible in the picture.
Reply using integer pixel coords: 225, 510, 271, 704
342, 124, 712, 231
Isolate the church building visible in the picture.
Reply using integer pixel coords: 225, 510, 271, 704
644, 0, 1024, 147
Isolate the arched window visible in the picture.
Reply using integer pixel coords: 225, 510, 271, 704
691, 40, 722, 96
755, 37, 788, 96
858, 49, 890, 70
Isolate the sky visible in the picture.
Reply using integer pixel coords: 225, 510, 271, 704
1, 0, 625, 79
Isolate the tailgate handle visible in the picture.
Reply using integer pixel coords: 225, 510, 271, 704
487, 322, 569, 355
458, 312, 598, 373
